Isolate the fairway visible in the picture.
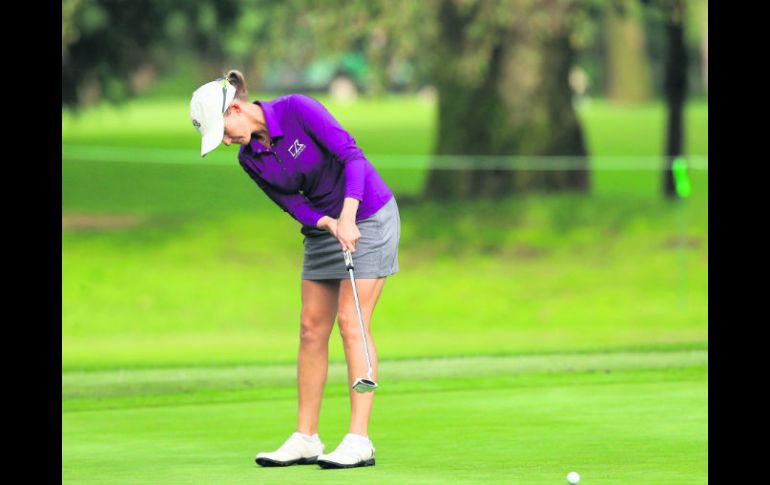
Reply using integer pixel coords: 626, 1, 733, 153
62, 349, 707, 484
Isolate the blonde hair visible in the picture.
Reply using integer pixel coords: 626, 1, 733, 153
225, 69, 249, 101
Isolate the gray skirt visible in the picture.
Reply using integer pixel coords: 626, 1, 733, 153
300, 196, 400, 280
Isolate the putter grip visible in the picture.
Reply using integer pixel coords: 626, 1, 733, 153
343, 249, 354, 270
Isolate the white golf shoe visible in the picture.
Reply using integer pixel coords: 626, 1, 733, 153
255, 432, 325, 467
317, 433, 376, 469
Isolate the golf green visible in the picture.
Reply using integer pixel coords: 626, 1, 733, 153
62, 349, 707, 484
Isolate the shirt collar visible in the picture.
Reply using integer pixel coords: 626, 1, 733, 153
257, 100, 283, 138
244, 100, 283, 154
242, 101, 283, 152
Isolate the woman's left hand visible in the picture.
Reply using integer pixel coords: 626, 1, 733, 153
336, 218, 361, 253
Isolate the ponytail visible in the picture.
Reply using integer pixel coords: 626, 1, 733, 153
225, 69, 249, 101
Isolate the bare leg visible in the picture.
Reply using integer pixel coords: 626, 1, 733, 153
337, 277, 386, 436
296, 279, 339, 436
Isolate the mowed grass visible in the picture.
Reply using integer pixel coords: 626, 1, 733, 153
62, 190, 707, 371
62, 94, 707, 484
62, 350, 707, 484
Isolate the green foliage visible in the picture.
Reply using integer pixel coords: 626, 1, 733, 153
62, 0, 707, 109
62, 0, 240, 108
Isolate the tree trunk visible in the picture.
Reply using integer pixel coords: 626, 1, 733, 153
661, 0, 687, 199
423, 0, 589, 200
604, 0, 653, 103
701, 5, 707, 94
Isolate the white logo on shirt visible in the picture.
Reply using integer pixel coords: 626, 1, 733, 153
289, 139, 306, 159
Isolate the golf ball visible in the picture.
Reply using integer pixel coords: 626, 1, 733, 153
567, 471, 580, 484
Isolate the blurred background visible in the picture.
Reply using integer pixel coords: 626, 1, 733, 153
62, 0, 707, 368
62, 1, 707, 482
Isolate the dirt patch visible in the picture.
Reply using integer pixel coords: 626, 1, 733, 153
662, 235, 702, 249
508, 244, 548, 260
62, 214, 146, 231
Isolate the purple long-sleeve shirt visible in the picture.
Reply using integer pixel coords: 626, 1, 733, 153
237, 94, 394, 229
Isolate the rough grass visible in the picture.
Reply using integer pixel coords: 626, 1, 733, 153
62, 190, 707, 371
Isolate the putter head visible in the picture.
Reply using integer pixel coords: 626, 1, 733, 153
352, 377, 378, 393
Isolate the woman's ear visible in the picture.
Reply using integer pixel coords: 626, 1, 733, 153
227, 101, 242, 115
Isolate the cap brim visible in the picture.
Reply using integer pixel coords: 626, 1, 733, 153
200, 117, 225, 157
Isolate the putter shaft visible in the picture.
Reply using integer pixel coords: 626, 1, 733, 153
343, 250, 376, 384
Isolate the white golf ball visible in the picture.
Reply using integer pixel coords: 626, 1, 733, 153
567, 471, 581, 484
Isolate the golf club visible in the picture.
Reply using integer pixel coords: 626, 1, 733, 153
343, 249, 379, 393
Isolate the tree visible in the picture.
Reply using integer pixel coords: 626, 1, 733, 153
422, 0, 590, 199
62, 0, 240, 108
254, 0, 594, 199
64, 0, 597, 200
640, 0, 689, 199
603, 0, 653, 103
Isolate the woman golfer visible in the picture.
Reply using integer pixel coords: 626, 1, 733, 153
190, 71, 399, 469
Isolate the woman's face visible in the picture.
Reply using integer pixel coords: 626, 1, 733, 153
222, 105, 252, 146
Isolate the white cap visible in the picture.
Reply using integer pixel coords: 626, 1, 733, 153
190, 78, 238, 157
